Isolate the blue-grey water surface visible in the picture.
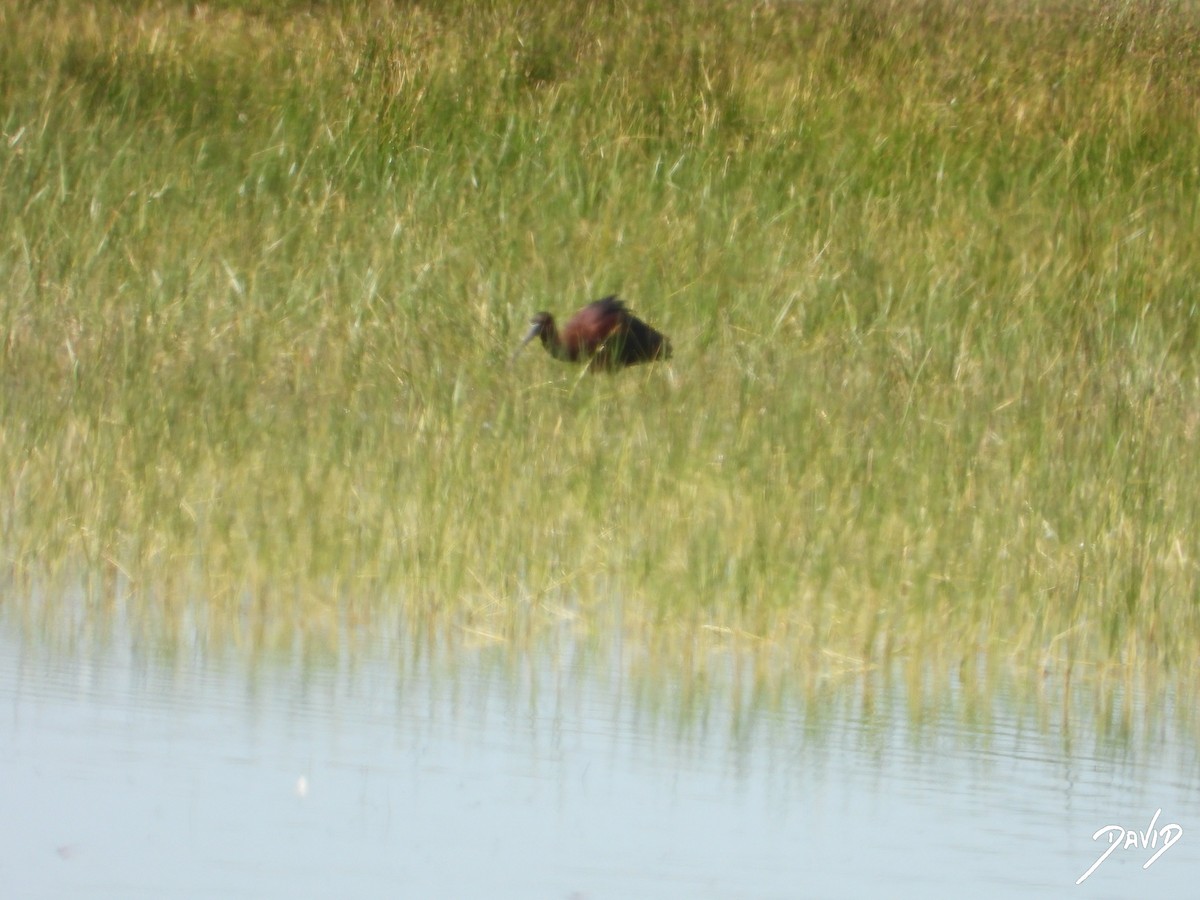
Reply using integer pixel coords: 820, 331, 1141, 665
2, 614, 1196, 899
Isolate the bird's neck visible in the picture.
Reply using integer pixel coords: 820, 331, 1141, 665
540, 324, 571, 360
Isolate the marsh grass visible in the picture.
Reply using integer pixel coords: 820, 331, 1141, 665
2, 0, 1199, 679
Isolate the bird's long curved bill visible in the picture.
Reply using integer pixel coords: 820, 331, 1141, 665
511, 324, 541, 363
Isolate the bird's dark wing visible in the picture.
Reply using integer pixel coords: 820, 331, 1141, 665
590, 295, 628, 317
613, 313, 671, 365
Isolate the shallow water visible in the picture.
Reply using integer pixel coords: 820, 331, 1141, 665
2, 615, 1196, 899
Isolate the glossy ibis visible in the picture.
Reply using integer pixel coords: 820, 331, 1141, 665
513, 296, 671, 371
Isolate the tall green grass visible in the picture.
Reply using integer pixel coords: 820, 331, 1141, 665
1, 0, 1199, 677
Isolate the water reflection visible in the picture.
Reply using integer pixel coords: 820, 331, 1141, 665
2, 610, 1197, 898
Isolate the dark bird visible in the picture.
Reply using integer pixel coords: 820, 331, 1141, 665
513, 296, 672, 371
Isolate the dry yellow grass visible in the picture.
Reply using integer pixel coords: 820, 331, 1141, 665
1, 0, 1198, 684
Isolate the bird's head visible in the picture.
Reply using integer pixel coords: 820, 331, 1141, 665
512, 312, 554, 361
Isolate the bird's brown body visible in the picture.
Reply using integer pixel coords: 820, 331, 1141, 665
514, 296, 671, 371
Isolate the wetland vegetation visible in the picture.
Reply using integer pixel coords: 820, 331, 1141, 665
2, 0, 1199, 688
